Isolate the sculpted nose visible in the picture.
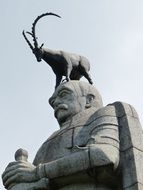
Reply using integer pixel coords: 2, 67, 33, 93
49, 97, 61, 109
53, 98, 61, 108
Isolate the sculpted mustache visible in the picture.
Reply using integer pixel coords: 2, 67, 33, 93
54, 104, 68, 116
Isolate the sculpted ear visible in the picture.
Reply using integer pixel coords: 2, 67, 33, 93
85, 94, 95, 108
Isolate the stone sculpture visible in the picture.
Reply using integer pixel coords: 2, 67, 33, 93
22, 12, 93, 88
2, 81, 143, 190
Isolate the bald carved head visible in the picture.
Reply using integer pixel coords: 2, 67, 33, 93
49, 81, 103, 124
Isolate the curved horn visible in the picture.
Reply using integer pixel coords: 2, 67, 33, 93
22, 30, 34, 51
26, 31, 34, 37
31, 12, 61, 48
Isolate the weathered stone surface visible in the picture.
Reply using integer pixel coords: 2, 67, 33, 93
2, 81, 143, 190
121, 148, 143, 189
113, 101, 138, 118
9, 178, 49, 190
33, 128, 73, 164
119, 115, 143, 151
113, 101, 143, 190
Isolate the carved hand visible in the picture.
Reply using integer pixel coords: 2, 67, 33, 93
2, 160, 38, 189
2, 149, 49, 190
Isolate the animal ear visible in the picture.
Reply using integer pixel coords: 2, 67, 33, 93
85, 94, 95, 108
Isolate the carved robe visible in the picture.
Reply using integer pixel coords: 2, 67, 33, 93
34, 103, 121, 190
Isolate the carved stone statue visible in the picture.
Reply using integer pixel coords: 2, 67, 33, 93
22, 12, 93, 88
2, 81, 143, 190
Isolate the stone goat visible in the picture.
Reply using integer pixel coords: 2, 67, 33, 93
22, 12, 93, 88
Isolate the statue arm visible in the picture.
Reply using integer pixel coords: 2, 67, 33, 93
37, 147, 119, 180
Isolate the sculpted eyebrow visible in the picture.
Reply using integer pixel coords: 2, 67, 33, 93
58, 87, 72, 94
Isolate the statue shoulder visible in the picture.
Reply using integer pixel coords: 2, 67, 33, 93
33, 129, 60, 166
109, 101, 139, 118
96, 101, 138, 118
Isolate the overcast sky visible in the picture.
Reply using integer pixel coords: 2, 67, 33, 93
1, 1, 143, 189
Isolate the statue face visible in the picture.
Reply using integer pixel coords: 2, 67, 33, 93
49, 83, 86, 124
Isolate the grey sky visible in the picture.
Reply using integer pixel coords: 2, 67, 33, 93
1, 1, 143, 189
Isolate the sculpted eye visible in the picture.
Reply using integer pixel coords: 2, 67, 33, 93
59, 90, 70, 97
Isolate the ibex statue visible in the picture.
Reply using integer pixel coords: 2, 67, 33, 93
22, 12, 93, 88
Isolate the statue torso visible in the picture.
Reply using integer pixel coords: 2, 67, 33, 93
33, 106, 119, 190
33, 107, 114, 165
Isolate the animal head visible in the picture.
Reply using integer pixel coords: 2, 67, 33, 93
22, 12, 61, 62
32, 46, 43, 62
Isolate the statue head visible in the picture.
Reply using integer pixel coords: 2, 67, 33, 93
49, 81, 103, 124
